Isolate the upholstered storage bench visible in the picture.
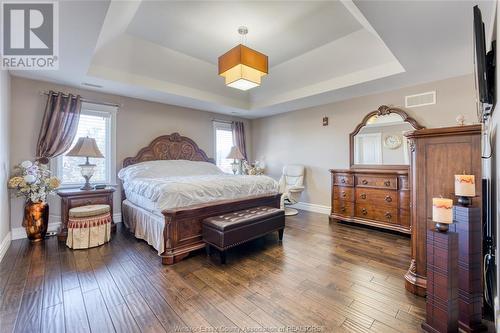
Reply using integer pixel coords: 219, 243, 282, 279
66, 204, 112, 249
202, 206, 285, 264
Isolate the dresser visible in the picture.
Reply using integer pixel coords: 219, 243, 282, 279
330, 105, 424, 234
330, 168, 411, 234
403, 125, 482, 297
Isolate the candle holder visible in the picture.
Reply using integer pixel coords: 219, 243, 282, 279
434, 221, 450, 232
457, 195, 472, 207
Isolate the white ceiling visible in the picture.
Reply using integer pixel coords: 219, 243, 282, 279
126, 1, 361, 67
11, 0, 495, 119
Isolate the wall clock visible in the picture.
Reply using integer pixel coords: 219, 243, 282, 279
384, 134, 402, 149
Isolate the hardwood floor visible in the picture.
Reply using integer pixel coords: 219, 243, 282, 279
0, 211, 425, 333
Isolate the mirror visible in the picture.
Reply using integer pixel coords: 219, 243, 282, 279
350, 106, 424, 168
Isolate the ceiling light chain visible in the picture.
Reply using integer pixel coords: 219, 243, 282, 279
238, 26, 248, 45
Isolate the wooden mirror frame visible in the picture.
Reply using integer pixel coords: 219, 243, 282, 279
350, 105, 425, 169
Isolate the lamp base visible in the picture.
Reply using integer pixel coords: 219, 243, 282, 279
80, 176, 93, 191
80, 183, 93, 191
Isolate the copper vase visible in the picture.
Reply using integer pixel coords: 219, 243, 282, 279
23, 202, 49, 243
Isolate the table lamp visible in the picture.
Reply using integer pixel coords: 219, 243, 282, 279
66, 137, 104, 190
226, 146, 245, 174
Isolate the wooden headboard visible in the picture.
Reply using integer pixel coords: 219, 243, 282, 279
122, 133, 214, 168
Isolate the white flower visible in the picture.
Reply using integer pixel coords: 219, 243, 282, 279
24, 175, 36, 184
20, 160, 33, 169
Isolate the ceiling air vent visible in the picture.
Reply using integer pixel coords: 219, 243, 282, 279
405, 91, 436, 108
81, 82, 103, 89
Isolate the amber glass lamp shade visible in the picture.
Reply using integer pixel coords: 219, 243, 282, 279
218, 44, 268, 91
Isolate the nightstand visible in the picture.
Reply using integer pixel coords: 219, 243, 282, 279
57, 187, 115, 241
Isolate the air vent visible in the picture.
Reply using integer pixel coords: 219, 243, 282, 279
81, 82, 103, 88
405, 91, 436, 108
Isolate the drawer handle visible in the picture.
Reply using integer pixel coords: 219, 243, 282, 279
341, 191, 347, 198
362, 208, 368, 215
341, 206, 346, 212
341, 178, 346, 184
362, 179, 368, 185
385, 196, 392, 202
385, 212, 392, 219
360, 193, 366, 199
384, 180, 391, 187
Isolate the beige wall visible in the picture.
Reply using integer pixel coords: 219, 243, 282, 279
0, 71, 11, 249
251, 74, 478, 208
9, 76, 250, 231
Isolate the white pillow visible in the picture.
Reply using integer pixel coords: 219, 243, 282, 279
118, 160, 223, 182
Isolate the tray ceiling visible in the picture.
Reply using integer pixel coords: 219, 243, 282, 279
10, 0, 495, 118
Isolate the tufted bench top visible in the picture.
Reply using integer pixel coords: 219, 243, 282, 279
69, 204, 111, 218
203, 206, 283, 231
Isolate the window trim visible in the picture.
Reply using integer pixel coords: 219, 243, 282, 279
213, 121, 234, 173
53, 102, 117, 188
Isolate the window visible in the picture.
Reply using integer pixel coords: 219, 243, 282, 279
213, 121, 234, 173
55, 102, 117, 186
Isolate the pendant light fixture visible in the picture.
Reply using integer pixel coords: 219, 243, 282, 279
218, 26, 268, 91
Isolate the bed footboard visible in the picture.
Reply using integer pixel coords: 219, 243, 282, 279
160, 193, 281, 265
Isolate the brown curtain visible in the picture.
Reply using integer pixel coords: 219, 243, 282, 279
36, 91, 82, 164
232, 121, 247, 160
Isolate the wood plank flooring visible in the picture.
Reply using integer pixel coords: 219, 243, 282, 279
0, 211, 426, 333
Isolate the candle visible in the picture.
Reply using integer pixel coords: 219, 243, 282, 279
455, 175, 475, 197
432, 198, 453, 224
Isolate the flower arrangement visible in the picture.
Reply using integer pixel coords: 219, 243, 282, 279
242, 160, 265, 175
8, 160, 61, 203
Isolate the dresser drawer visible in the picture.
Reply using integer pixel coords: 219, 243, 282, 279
333, 186, 354, 201
355, 188, 397, 207
355, 205, 398, 224
333, 200, 353, 217
356, 175, 397, 189
69, 195, 110, 208
333, 174, 354, 187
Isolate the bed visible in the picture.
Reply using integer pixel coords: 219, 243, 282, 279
119, 133, 281, 264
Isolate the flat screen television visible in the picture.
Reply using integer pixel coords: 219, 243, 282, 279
473, 5, 495, 121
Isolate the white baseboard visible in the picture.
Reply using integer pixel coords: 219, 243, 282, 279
11, 222, 61, 240
291, 202, 331, 215
11, 213, 122, 240
113, 213, 122, 223
0, 232, 12, 263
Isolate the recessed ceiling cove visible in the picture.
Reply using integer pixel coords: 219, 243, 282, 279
88, 0, 404, 115
10, 0, 490, 118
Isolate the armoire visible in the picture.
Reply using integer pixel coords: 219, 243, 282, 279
403, 124, 482, 297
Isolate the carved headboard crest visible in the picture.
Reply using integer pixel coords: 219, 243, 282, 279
122, 133, 214, 168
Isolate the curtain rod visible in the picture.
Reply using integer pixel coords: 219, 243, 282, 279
39, 91, 122, 108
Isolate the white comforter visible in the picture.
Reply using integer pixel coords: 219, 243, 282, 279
118, 160, 278, 213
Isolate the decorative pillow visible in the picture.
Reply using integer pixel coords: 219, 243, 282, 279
118, 160, 223, 182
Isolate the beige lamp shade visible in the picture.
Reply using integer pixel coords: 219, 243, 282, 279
66, 137, 104, 158
226, 146, 245, 160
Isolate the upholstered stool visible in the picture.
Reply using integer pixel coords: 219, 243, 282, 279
66, 204, 112, 249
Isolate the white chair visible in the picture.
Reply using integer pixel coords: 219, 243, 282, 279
278, 165, 305, 216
